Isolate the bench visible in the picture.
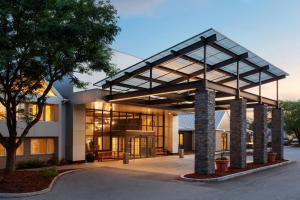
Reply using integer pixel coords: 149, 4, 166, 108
97, 151, 119, 162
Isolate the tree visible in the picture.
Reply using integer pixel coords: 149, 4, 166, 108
0, 0, 120, 172
282, 101, 300, 144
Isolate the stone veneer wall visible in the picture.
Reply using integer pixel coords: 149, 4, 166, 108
230, 99, 247, 168
272, 108, 284, 160
253, 104, 268, 164
194, 90, 215, 175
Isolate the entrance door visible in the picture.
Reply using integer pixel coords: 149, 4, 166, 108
129, 136, 155, 159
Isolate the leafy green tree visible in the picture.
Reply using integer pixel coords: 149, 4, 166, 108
0, 0, 120, 172
282, 101, 300, 144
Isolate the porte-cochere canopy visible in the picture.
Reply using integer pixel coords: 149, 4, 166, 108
94, 28, 288, 111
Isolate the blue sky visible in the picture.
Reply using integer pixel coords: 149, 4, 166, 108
110, 0, 300, 100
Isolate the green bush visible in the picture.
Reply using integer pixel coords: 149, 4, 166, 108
46, 156, 59, 166
40, 166, 59, 178
17, 159, 45, 169
86, 152, 95, 162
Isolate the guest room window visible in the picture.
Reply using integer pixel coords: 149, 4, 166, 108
31, 104, 58, 121
31, 138, 54, 155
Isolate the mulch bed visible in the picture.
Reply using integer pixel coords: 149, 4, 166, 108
0, 169, 71, 193
184, 160, 288, 179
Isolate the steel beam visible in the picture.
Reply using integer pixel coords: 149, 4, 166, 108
168, 52, 253, 85
209, 42, 277, 78
101, 34, 217, 89
114, 83, 145, 90
240, 75, 286, 90
218, 65, 269, 84
106, 79, 277, 106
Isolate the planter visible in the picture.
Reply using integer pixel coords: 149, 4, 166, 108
179, 149, 184, 158
215, 159, 229, 174
86, 153, 95, 163
268, 152, 277, 163
123, 152, 129, 164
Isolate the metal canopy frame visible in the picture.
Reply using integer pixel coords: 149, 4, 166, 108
94, 28, 288, 111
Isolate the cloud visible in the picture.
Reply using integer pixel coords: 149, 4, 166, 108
110, 0, 166, 16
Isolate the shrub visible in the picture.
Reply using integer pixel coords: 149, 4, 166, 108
17, 159, 45, 169
46, 156, 59, 166
40, 166, 59, 178
86, 152, 95, 162
59, 159, 69, 165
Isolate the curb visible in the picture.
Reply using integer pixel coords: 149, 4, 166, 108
0, 169, 81, 198
180, 160, 292, 183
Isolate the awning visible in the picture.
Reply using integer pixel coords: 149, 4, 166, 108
94, 28, 288, 111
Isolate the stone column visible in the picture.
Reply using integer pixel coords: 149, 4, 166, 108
272, 108, 284, 160
230, 99, 247, 168
253, 104, 268, 164
194, 90, 216, 175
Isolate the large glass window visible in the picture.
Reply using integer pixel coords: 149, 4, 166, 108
97, 136, 103, 151
85, 108, 167, 154
112, 137, 118, 152
31, 138, 54, 155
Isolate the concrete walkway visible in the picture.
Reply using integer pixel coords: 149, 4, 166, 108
59, 154, 253, 176
10, 147, 300, 200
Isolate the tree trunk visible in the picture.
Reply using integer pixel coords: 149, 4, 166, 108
5, 146, 17, 173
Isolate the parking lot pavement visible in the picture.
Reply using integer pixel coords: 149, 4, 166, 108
12, 146, 300, 200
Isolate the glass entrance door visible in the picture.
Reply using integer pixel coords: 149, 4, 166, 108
130, 136, 155, 159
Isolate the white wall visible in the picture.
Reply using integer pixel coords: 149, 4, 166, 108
165, 113, 179, 154
171, 115, 179, 154
72, 104, 86, 161
0, 121, 59, 137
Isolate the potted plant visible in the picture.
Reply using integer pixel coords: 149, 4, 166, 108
86, 152, 95, 163
215, 151, 229, 175
267, 151, 277, 163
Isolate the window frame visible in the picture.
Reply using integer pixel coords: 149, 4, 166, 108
30, 138, 55, 155
31, 104, 59, 122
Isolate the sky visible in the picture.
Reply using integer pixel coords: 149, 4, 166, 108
109, 0, 300, 101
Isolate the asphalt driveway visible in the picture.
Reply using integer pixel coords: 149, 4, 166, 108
10, 147, 300, 200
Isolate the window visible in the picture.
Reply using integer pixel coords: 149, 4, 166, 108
0, 144, 5, 156
179, 133, 184, 146
0, 142, 24, 156
0, 104, 5, 120
112, 137, 118, 152
47, 139, 54, 153
221, 132, 228, 151
31, 138, 55, 155
31, 104, 44, 121
98, 136, 102, 150
131, 137, 140, 156
30, 104, 58, 121
16, 142, 24, 156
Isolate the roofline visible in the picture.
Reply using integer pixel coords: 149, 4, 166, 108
94, 28, 215, 86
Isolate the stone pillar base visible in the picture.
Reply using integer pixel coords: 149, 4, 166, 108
230, 99, 247, 168
194, 90, 216, 175
272, 108, 284, 160
253, 104, 268, 164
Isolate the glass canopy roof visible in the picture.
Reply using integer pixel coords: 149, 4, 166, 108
94, 28, 288, 95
